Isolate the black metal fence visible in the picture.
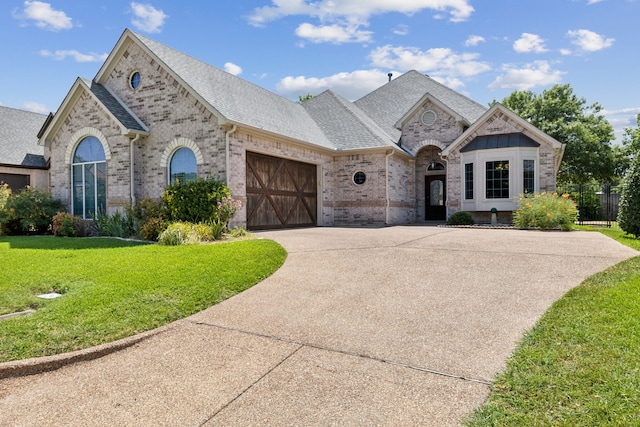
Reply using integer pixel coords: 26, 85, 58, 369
557, 183, 621, 227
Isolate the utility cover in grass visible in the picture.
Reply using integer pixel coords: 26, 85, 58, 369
36, 293, 62, 299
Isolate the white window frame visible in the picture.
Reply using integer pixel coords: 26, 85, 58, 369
461, 147, 539, 212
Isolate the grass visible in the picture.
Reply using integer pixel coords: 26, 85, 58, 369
0, 236, 286, 363
466, 227, 640, 426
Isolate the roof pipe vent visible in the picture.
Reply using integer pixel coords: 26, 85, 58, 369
387, 73, 393, 82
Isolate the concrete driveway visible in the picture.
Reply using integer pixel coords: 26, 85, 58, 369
1, 226, 637, 426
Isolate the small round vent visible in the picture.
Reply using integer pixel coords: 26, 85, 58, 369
422, 110, 437, 126
353, 171, 366, 185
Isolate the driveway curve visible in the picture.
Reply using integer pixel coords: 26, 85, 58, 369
1, 226, 637, 426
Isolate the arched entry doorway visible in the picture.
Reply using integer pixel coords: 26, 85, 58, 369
425, 162, 446, 220
416, 145, 447, 222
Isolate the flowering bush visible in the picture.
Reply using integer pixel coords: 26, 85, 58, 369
513, 192, 578, 231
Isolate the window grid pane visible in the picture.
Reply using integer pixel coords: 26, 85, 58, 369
464, 163, 474, 200
170, 147, 197, 184
486, 161, 509, 199
523, 160, 535, 194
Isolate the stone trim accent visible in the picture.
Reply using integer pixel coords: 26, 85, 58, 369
159, 137, 204, 167
415, 139, 448, 152
65, 127, 112, 165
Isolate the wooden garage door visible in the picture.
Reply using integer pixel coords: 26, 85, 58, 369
246, 152, 317, 230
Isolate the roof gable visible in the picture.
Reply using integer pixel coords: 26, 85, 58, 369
95, 29, 334, 150
442, 103, 566, 171
39, 77, 148, 146
355, 71, 487, 138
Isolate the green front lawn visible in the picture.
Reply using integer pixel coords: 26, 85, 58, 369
466, 228, 640, 426
0, 236, 286, 363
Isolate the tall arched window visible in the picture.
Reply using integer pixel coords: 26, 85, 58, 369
169, 147, 197, 184
72, 136, 106, 218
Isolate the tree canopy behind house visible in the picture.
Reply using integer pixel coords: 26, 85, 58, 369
498, 84, 617, 184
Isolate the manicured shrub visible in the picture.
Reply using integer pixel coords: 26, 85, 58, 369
139, 216, 168, 241
163, 178, 230, 223
132, 198, 167, 241
446, 211, 475, 226
617, 156, 640, 237
513, 192, 578, 231
52, 212, 79, 237
0, 186, 63, 235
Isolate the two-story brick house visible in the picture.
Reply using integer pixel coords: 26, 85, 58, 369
38, 29, 565, 229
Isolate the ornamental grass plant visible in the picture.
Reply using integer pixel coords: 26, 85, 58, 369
513, 192, 578, 231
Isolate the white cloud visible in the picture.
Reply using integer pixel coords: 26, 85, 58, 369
560, 48, 572, 56
249, 0, 474, 25
17, 1, 73, 31
22, 101, 49, 114
224, 62, 243, 76
601, 107, 640, 116
40, 49, 108, 63
465, 35, 485, 47
489, 61, 565, 90
369, 45, 491, 79
587, 0, 605, 4
295, 22, 373, 44
513, 33, 548, 53
249, 1, 472, 46
567, 29, 614, 52
276, 69, 396, 101
393, 24, 409, 36
130, 2, 168, 33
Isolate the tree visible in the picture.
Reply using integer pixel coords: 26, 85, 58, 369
617, 154, 640, 238
499, 84, 616, 184
298, 93, 313, 103
617, 113, 640, 176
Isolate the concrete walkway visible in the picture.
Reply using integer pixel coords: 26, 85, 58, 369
1, 227, 637, 426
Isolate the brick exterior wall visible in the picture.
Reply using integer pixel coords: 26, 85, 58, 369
105, 42, 226, 201
45, 38, 561, 229
446, 109, 559, 221
399, 101, 464, 153
48, 92, 131, 213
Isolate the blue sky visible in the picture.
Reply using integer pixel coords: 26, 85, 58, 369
1, 0, 638, 141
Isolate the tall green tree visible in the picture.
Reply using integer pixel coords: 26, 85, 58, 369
622, 114, 640, 159
617, 154, 640, 237
500, 84, 616, 184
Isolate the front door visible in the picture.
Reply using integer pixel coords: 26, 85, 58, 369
425, 175, 446, 221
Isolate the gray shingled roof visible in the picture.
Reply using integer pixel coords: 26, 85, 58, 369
84, 79, 148, 133
0, 106, 47, 168
132, 32, 334, 150
302, 90, 398, 150
355, 70, 488, 139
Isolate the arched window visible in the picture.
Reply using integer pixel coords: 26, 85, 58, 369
72, 136, 106, 218
169, 147, 197, 184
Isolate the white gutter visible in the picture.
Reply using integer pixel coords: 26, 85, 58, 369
130, 134, 141, 205
385, 150, 394, 225
225, 124, 237, 185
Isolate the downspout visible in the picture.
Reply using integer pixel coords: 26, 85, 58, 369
130, 134, 141, 206
225, 124, 237, 185
385, 150, 394, 225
